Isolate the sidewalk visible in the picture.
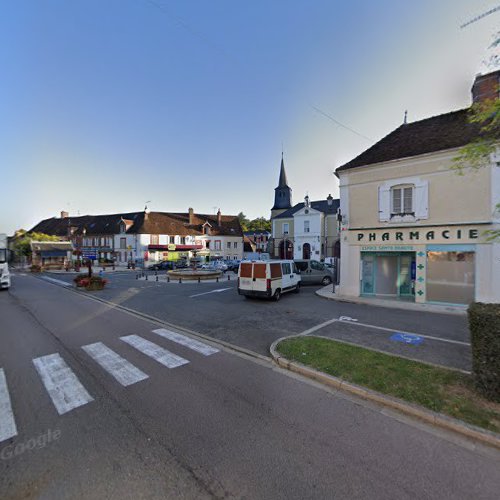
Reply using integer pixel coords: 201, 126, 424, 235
316, 286, 467, 316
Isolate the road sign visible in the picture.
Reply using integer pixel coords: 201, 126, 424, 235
390, 333, 423, 345
81, 249, 97, 260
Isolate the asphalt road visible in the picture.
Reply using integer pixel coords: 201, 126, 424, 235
1, 274, 499, 499
41, 270, 471, 370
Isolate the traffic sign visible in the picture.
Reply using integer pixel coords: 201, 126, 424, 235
81, 249, 98, 260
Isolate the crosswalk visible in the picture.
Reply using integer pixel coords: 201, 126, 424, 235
0, 330, 219, 443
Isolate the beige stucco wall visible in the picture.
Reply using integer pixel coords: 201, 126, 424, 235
345, 150, 493, 228
273, 218, 294, 237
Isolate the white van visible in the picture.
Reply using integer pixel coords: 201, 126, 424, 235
237, 260, 300, 301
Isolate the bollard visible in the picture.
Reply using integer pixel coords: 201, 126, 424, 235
167, 275, 170, 282
216, 277, 219, 283
136, 274, 138, 280
155, 271, 157, 276
228, 274, 230, 281
179, 278, 182, 284
156, 275, 158, 282
198, 277, 201, 283
145, 274, 148, 280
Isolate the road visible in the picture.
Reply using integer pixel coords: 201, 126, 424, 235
1, 274, 499, 499
41, 269, 471, 371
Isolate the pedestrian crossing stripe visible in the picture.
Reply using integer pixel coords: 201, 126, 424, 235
0, 369, 17, 442
82, 342, 149, 387
120, 335, 189, 369
33, 353, 94, 415
152, 329, 219, 356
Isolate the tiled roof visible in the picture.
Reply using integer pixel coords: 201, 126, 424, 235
30, 211, 243, 237
336, 108, 485, 172
274, 199, 340, 219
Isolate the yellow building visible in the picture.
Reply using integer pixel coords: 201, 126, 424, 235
335, 70, 500, 306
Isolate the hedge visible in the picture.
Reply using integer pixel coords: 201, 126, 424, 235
468, 302, 500, 402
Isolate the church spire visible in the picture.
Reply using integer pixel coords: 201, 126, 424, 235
278, 152, 289, 187
271, 154, 292, 218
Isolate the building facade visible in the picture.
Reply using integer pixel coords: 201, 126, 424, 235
335, 70, 500, 305
270, 156, 341, 261
30, 208, 244, 266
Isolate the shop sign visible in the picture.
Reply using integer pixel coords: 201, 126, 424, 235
356, 228, 479, 244
168, 244, 176, 251
361, 245, 415, 252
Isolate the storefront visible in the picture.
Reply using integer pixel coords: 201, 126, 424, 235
341, 224, 496, 306
361, 249, 415, 299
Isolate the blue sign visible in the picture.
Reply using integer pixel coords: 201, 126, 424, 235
82, 249, 98, 260
390, 333, 423, 345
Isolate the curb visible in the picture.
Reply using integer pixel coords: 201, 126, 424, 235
315, 288, 467, 316
269, 336, 500, 451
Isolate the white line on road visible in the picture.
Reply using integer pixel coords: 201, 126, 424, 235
338, 319, 471, 346
0, 369, 17, 442
299, 318, 339, 336
120, 335, 189, 368
33, 353, 94, 415
152, 328, 219, 356
189, 288, 231, 298
40, 276, 71, 287
82, 342, 149, 386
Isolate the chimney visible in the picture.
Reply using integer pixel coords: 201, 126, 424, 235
188, 207, 194, 225
217, 209, 221, 226
60, 211, 69, 219
471, 70, 500, 103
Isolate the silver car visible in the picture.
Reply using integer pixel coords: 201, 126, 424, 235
294, 260, 333, 285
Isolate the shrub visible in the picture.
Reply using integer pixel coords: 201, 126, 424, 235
30, 264, 42, 273
468, 302, 500, 402
73, 274, 89, 287
85, 276, 107, 291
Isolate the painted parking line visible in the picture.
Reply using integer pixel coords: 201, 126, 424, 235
82, 342, 149, 386
120, 335, 189, 369
338, 318, 470, 346
33, 354, 94, 415
189, 288, 231, 298
40, 276, 71, 287
152, 328, 219, 356
299, 318, 339, 336
0, 369, 17, 442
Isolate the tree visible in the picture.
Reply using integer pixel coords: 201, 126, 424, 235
14, 232, 60, 258
237, 212, 250, 231
453, 96, 499, 240
247, 217, 271, 232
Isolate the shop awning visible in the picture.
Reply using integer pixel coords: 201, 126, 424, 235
148, 244, 203, 251
41, 250, 68, 258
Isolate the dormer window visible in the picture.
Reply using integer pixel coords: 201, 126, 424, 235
391, 184, 414, 216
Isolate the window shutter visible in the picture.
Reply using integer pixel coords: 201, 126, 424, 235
414, 180, 429, 219
378, 186, 390, 221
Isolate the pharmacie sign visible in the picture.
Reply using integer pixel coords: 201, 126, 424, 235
355, 227, 480, 244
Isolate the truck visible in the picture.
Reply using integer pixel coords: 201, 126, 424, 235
0, 233, 11, 290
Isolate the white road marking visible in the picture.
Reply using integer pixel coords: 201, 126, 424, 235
120, 335, 189, 368
189, 288, 231, 298
299, 318, 338, 336
33, 353, 94, 415
339, 319, 471, 347
0, 369, 17, 442
40, 276, 71, 287
82, 342, 149, 386
152, 328, 219, 356
339, 316, 358, 322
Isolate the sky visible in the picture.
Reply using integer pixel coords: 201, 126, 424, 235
0, 0, 499, 235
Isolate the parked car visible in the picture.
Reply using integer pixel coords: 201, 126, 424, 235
294, 259, 333, 285
224, 260, 241, 272
201, 260, 228, 272
147, 261, 175, 271
237, 259, 300, 301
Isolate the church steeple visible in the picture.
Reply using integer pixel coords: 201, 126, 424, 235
271, 153, 292, 219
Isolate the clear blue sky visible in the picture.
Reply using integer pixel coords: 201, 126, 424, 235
1, 0, 498, 234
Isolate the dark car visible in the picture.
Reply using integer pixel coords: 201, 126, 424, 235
225, 260, 241, 273
147, 261, 175, 271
